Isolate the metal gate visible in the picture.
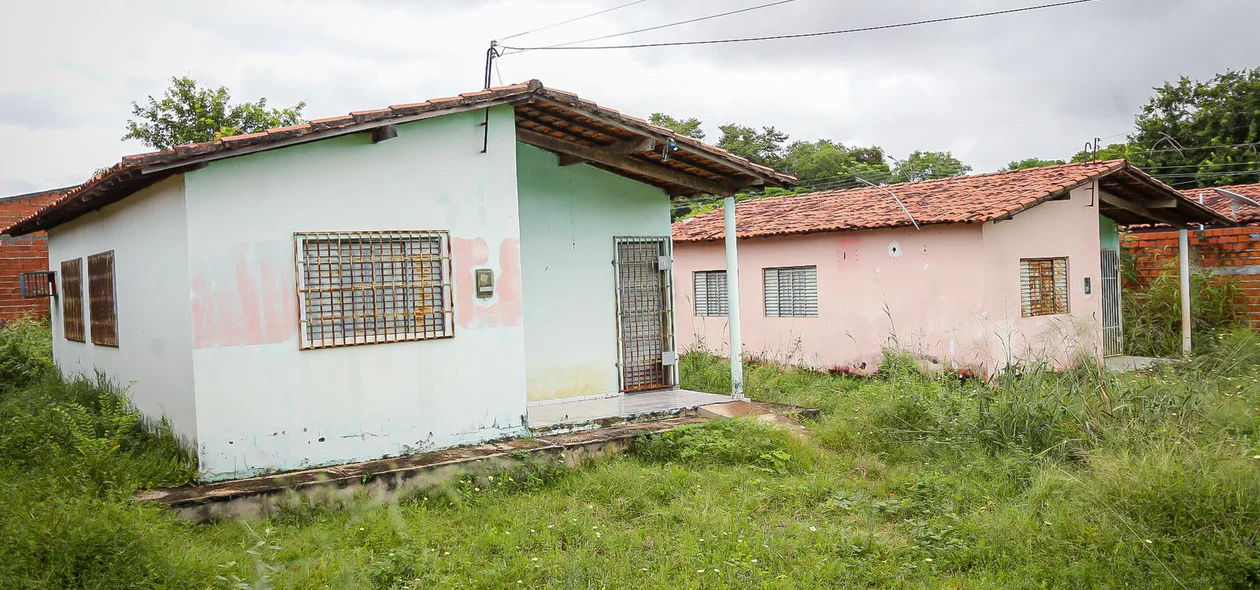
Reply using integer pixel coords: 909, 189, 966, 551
1101, 249, 1123, 357
614, 237, 676, 392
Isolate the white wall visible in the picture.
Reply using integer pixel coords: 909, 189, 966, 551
47, 176, 198, 444
182, 106, 529, 480
515, 144, 673, 401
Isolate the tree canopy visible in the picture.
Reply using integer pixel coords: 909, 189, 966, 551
648, 113, 705, 140
1004, 157, 1066, 170
124, 76, 307, 150
890, 151, 972, 183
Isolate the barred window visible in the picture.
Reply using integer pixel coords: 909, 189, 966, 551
693, 270, 728, 317
764, 266, 818, 318
295, 231, 454, 350
87, 251, 119, 347
1020, 257, 1069, 317
60, 258, 85, 342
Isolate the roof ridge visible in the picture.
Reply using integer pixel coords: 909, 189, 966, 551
677, 159, 1126, 227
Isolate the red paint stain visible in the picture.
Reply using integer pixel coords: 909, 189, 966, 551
454, 237, 523, 329
192, 245, 297, 349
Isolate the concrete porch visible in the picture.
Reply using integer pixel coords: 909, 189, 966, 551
1105, 355, 1178, 372
527, 389, 733, 433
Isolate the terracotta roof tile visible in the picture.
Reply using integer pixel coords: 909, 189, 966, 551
1180, 183, 1260, 224
4, 80, 795, 237
674, 160, 1127, 242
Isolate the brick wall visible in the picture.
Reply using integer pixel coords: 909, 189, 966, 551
0, 190, 62, 324
1122, 226, 1260, 326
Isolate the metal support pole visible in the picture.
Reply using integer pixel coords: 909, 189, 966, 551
1179, 228, 1192, 356
724, 196, 745, 401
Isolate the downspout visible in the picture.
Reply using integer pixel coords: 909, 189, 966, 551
723, 196, 745, 401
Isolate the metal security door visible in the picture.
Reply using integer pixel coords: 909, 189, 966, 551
1100, 249, 1123, 357
614, 237, 676, 392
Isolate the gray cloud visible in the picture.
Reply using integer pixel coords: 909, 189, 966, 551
0, 92, 79, 130
0, 0, 1257, 191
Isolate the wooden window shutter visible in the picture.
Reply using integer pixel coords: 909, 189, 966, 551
87, 251, 118, 347
1020, 257, 1069, 317
60, 258, 85, 342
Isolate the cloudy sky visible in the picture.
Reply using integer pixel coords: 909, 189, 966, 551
1, 0, 1255, 195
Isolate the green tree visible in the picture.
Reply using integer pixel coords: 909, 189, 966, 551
891, 150, 972, 182
1129, 68, 1260, 187
780, 140, 893, 184
1070, 142, 1147, 164
124, 76, 307, 150
717, 124, 789, 170
1004, 157, 1066, 170
648, 113, 705, 140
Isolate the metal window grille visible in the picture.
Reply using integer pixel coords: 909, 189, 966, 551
19, 271, 55, 298
60, 258, 85, 343
763, 266, 818, 318
614, 237, 675, 392
693, 270, 728, 317
1020, 257, 1069, 317
1100, 249, 1123, 356
87, 251, 118, 347
294, 231, 453, 350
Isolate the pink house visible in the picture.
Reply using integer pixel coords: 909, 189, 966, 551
672, 161, 1229, 376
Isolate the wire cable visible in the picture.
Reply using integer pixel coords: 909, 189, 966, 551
503, 0, 1102, 51
523, 0, 800, 51
498, 0, 651, 43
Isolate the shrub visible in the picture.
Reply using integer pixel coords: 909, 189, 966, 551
1122, 256, 1244, 358
0, 317, 53, 393
632, 419, 816, 474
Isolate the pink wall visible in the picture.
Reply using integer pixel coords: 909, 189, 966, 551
674, 183, 1107, 375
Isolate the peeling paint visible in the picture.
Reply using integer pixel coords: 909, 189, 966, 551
190, 241, 297, 349
453, 237, 524, 328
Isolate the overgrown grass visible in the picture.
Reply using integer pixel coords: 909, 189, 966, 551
1, 319, 1258, 588
1122, 256, 1246, 357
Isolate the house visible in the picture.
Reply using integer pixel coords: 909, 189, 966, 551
672, 161, 1230, 376
0, 188, 66, 323
1124, 182, 1260, 326
1, 80, 794, 481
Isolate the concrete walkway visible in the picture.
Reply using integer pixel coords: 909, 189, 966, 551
527, 389, 732, 432
138, 398, 816, 522
1105, 356, 1177, 372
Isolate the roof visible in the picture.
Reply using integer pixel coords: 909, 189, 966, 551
3, 80, 795, 237
673, 160, 1233, 242
0, 188, 69, 231
1180, 182, 1260, 224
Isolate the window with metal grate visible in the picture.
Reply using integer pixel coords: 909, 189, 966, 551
87, 251, 118, 347
693, 270, 728, 317
294, 231, 454, 350
60, 258, 85, 343
763, 266, 818, 318
1020, 257, 1069, 317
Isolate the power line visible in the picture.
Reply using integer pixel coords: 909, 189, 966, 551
502, 0, 1103, 52
517, 0, 800, 51
498, 0, 651, 43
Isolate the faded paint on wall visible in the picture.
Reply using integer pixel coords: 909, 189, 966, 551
675, 224, 990, 373
515, 143, 672, 401
981, 184, 1104, 369
46, 176, 198, 444
182, 106, 529, 480
190, 240, 297, 348
453, 236, 523, 329
674, 184, 1109, 376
